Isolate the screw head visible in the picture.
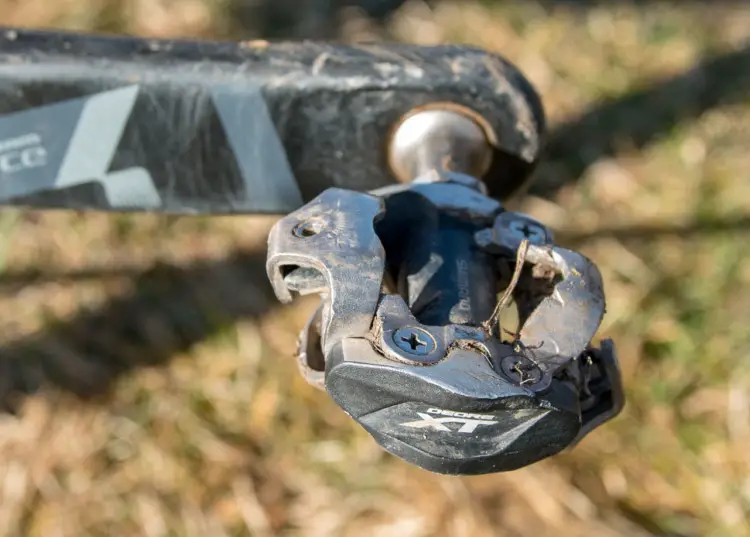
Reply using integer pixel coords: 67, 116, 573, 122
500, 355, 543, 385
507, 219, 546, 243
393, 327, 437, 356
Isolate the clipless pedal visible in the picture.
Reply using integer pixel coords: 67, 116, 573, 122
265, 50, 624, 475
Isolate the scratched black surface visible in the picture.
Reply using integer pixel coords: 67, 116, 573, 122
0, 27, 545, 213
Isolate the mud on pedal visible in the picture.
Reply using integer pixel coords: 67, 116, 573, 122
266, 97, 624, 475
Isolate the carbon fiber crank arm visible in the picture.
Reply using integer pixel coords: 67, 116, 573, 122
266, 103, 624, 476
0, 26, 542, 214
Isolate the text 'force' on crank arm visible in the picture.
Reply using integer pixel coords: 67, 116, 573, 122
266, 101, 624, 476
0, 26, 543, 215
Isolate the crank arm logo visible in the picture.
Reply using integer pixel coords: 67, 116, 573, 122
0, 83, 302, 212
52, 85, 160, 208
0, 85, 160, 208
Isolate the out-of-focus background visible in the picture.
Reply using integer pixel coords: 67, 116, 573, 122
1, 1, 749, 536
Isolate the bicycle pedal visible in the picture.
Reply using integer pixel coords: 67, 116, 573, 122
266, 104, 624, 476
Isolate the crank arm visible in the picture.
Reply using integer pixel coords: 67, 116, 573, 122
0, 26, 542, 214
266, 99, 623, 474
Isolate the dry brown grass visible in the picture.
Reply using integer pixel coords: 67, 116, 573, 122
1, 1, 750, 536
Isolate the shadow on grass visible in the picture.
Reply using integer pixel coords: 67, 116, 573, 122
0, 249, 276, 412
557, 215, 750, 246
532, 44, 750, 199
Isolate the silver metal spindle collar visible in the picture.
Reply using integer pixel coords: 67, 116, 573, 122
388, 107, 494, 182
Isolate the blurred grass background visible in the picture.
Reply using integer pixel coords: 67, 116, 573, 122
1, 1, 750, 536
